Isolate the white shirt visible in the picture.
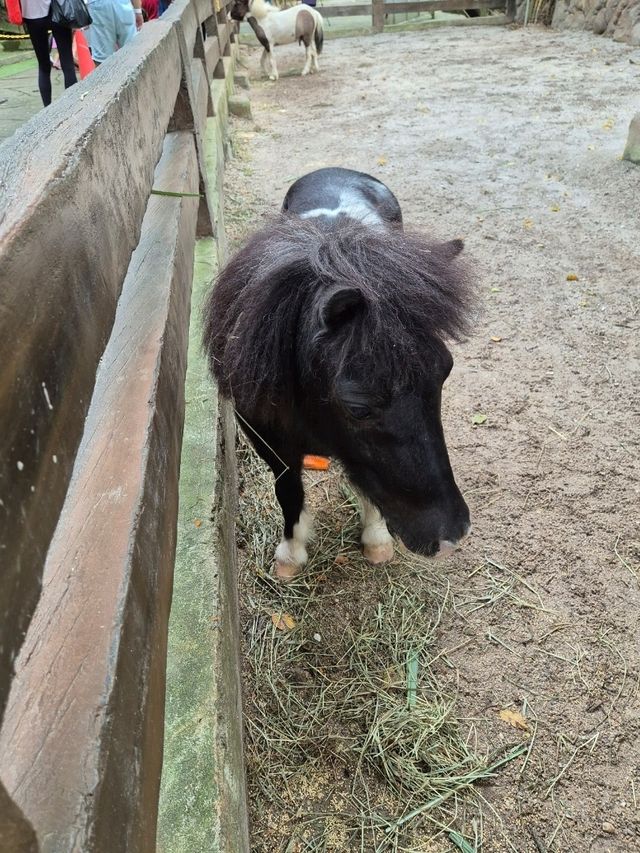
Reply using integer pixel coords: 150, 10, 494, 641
21, 0, 52, 19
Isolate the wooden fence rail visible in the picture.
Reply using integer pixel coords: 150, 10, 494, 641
0, 2, 241, 850
318, 0, 514, 28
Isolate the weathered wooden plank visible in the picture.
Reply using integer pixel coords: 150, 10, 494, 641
204, 30, 222, 78
193, 0, 214, 23
0, 19, 181, 730
373, 0, 384, 30
218, 19, 231, 56
385, 0, 505, 12
0, 130, 199, 853
319, 0, 505, 16
163, 0, 199, 58
0, 783, 37, 853
317, 3, 371, 16
191, 56, 213, 127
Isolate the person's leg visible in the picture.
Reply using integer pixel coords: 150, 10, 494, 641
23, 16, 53, 106
51, 23, 78, 89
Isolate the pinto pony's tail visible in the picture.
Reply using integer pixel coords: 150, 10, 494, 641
314, 14, 324, 55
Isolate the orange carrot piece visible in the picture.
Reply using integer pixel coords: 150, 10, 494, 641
303, 454, 331, 471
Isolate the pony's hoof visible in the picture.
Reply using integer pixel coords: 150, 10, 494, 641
275, 560, 302, 581
269, 74, 277, 81
363, 542, 394, 564
301, 69, 309, 76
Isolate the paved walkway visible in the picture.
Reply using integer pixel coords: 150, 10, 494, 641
0, 48, 65, 144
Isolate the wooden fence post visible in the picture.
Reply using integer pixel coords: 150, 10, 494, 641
372, 0, 384, 32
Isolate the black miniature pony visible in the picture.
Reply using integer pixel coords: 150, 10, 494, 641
204, 167, 474, 579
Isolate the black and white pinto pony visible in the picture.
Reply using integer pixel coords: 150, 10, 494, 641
204, 167, 474, 580
230, 0, 323, 81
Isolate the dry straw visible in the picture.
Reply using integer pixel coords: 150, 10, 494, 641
235, 434, 526, 852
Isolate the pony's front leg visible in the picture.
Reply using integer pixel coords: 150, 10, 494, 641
268, 47, 279, 81
243, 424, 310, 579
360, 496, 394, 564
302, 45, 312, 76
260, 48, 270, 77
274, 467, 311, 580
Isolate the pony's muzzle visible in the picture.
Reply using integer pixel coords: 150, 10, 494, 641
435, 521, 471, 558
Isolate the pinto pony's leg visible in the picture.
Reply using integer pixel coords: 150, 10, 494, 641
269, 52, 279, 81
260, 48, 269, 76
274, 489, 312, 581
360, 497, 394, 565
296, 7, 316, 76
243, 424, 309, 579
302, 44, 313, 76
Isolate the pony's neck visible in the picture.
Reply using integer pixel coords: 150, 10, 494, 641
249, 0, 272, 19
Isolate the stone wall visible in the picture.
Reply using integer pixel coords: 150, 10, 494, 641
553, 0, 640, 45
553, 0, 640, 43
514, 0, 640, 44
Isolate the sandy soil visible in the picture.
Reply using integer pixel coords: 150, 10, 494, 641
224, 23, 640, 852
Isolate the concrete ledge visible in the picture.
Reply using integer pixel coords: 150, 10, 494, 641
0, 131, 199, 853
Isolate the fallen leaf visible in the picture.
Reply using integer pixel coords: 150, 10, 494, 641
490, 336, 502, 343
499, 708, 530, 731
471, 413, 487, 426
523, 218, 534, 230
377, 156, 387, 166
602, 118, 614, 130
271, 612, 296, 631
490, 287, 501, 293
334, 555, 348, 566
550, 204, 561, 212
566, 273, 579, 282
194, 518, 202, 528
587, 144, 595, 151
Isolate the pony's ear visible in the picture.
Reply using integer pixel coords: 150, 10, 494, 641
440, 238, 464, 259
320, 286, 365, 330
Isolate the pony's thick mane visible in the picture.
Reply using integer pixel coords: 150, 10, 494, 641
203, 215, 475, 412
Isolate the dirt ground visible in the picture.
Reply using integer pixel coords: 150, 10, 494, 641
223, 22, 640, 852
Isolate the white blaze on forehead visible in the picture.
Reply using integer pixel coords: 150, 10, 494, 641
299, 191, 384, 227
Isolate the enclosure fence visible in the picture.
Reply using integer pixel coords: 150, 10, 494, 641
0, 1, 238, 850
317, 0, 516, 29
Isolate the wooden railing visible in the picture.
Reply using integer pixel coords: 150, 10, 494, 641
318, 0, 515, 28
0, 2, 238, 850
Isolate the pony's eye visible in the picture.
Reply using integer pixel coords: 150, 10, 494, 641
346, 403, 372, 420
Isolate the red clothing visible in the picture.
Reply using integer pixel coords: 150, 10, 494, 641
142, 0, 158, 18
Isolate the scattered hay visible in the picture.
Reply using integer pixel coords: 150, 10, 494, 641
236, 434, 525, 852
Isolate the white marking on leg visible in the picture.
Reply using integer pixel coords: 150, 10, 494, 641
269, 48, 278, 81
360, 497, 394, 564
312, 44, 320, 72
302, 45, 312, 76
275, 509, 313, 580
